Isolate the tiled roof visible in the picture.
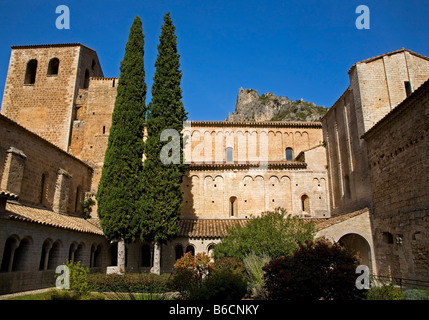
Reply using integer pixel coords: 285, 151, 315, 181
2, 201, 368, 239
0, 190, 19, 201
177, 209, 369, 238
307, 208, 369, 231
178, 219, 248, 238
4, 202, 104, 236
10, 43, 96, 52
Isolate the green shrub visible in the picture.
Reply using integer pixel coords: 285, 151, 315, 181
213, 208, 315, 260
187, 269, 248, 300
243, 252, 271, 299
404, 289, 429, 300
65, 260, 90, 295
366, 283, 404, 300
87, 273, 173, 293
211, 257, 247, 276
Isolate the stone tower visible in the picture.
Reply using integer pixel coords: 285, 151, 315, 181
0, 43, 104, 151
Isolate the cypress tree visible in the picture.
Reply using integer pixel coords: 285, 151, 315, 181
139, 13, 187, 251
96, 16, 147, 249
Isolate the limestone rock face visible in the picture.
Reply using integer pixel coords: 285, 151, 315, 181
226, 87, 327, 122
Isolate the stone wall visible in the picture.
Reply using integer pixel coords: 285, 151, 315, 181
0, 218, 107, 295
363, 79, 429, 282
322, 49, 429, 216
0, 114, 93, 215
0, 44, 103, 151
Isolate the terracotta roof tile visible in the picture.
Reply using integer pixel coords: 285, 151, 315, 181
4, 202, 104, 236
178, 219, 248, 238
0, 190, 19, 201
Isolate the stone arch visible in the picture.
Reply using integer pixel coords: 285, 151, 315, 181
1, 235, 20, 272
301, 194, 310, 213
338, 233, 372, 270
12, 236, 33, 271
185, 244, 195, 256
39, 238, 53, 270
90, 243, 102, 268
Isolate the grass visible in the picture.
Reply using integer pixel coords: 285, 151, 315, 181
6, 289, 173, 300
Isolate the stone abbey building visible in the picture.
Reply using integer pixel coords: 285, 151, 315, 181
0, 43, 428, 294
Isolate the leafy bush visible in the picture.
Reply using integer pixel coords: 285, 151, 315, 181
211, 257, 247, 276
57, 260, 90, 296
87, 273, 173, 293
366, 282, 404, 300
172, 253, 248, 300
404, 289, 429, 300
213, 208, 315, 260
243, 252, 271, 299
263, 238, 365, 300
187, 269, 248, 300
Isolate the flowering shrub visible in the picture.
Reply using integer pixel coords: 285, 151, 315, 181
174, 252, 212, 273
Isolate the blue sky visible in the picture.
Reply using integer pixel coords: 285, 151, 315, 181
0, 0, 428, 121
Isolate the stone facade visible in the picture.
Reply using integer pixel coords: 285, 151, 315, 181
363, 78, 429, 282
322, 49, 429, 217
1, 43, 103, 151
1, 43, 428, 294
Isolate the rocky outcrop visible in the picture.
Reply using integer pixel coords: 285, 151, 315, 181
226, 88, 327, 122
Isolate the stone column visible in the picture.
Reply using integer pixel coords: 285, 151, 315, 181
151, 242, 161, 275
1, 147, 26, 196
53, 169, 71, 214
117, 238, 126, 274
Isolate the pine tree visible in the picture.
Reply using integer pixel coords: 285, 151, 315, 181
139, 13, 187, 270
96, 16, 146, 251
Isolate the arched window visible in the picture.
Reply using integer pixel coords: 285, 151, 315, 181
230, 196, 237, 217
91, 244, 102, 268
24, 59, 38, 84
226, 147, 234, 163
175, 244, 184, 261
1, 236, 19, 272
39, 239, 52, 270
83, 69, 90, 89
48, 240, 61, 270
141, 244, 151, 267
185, 245, 195, 256
285, 148, 294, 161
301, 195, 310, 213
47, 58, 59, 76
12, 237, 31, 271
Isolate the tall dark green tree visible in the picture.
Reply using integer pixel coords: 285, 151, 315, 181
96, 16, 147, 248
139, 13, 187, 251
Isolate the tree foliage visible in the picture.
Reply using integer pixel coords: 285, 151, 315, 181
263, 238, 366, 300
139, 12, 188, 243
213, 208, 316, 260
96, 16, 147, 242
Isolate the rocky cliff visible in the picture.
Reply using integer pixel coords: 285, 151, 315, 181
226, 88, 327, 122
